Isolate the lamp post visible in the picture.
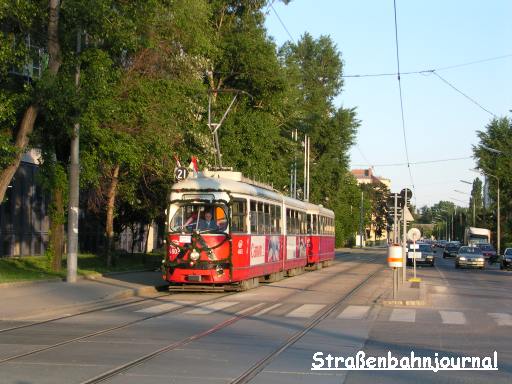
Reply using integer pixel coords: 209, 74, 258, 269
470, 168, 500, 256
455, 187, 474, 226
460, 180, 475, 226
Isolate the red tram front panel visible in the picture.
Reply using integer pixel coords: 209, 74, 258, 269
164, 233, 231, 284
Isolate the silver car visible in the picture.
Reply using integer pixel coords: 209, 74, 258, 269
455, 246, 485, 269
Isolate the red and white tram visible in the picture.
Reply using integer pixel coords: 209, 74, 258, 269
162, 170, 335, 290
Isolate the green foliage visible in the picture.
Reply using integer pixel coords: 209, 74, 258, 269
474, 117, 512, 246
2, 0, 362, 252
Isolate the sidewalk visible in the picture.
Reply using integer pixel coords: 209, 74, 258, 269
0, 271, 169, 321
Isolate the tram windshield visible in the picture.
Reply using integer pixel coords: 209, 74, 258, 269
169, 203, 228, 233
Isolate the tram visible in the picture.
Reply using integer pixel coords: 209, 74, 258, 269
162, 170, 335, 290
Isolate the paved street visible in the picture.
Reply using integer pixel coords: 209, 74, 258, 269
0, 248, 511, 383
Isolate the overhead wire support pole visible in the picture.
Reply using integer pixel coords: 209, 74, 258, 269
67, 28, 81, 283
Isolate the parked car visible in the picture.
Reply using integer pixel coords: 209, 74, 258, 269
407, 243, 435, 267
443, 243, 460, 258
478, 243, 497, 262
500, 248, 512, 270
455, 246, 485, 269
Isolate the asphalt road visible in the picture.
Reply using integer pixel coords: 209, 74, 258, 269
0, 248, 511, 384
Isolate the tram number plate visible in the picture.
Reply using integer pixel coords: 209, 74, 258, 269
187, 275, 202, 282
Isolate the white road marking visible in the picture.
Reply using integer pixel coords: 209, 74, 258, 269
489, 313, 512, 326
389, 308, 416, 322
439, 311, 466, 325
253, 303, 282, 317
184, 301, 239, 315
286, 304, 325, 318
236, 303, 266, 315
337, 305, 371, 320
136, 301, 192, 314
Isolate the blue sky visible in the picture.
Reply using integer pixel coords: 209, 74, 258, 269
264, 0, 512, 208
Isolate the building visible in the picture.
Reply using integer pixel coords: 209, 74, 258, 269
351, 168, 391, 188
351, 168, 391, 245
0, 150, 49, 257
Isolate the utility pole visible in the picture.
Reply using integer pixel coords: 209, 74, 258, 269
394, 193, 398, 243
402, 188, 408, 284
67, 29, 81, 283
359, 191, 364, 248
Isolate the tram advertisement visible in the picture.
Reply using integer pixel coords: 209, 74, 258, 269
250, 236, 266, 265
287, 236, 307, 260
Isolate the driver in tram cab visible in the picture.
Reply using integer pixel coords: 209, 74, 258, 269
199, 211, 219, 230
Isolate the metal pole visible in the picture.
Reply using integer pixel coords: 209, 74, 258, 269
359, 191, 364, 248
413, 240, 417, 279
306, 136, 310, 202
402, 188, 407, 283
394, 193, 398, 243
393, 268, 397, 299
497, 178, 500, 255
67, 29, 81, 283
472, 199, 475, 226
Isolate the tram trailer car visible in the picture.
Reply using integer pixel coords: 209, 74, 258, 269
163, 170, 335, 290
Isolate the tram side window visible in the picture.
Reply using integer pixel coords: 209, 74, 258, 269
300, 212, 307, 234
231, 199, 247, 233
319, 216, 325, 235
257, 202, 264, 233
312, 214, 317, 234
270, 205, 277, 234
264, 203, 271, 234
250, 201, 257, 233
307, 214, 312, 234
276, 206, 282, 234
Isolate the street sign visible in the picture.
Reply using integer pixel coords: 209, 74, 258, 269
401, 206, 414, 222
400, 188, 413, 200
407, 227, 421, 242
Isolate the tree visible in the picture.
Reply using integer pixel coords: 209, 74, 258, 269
474, 117, 512, 246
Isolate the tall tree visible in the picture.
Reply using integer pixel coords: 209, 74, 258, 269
474, 117, 512, 246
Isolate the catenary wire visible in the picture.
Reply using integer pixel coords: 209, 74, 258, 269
393, 0, 415, 195
431, 71, 496, 117
270, 2, 295, 43
351, 155, 472, 167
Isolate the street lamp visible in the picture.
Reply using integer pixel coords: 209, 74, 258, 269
455, 188, 475, 226
470, 168, 500, 256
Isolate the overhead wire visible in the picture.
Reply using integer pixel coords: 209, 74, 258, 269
342, 53, 512, 78
393, 0, 416, 196
270, 2, 295, 43
351, 155, 472, 167
430, 71, 497, 117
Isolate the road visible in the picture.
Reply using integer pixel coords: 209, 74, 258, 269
0, 248, 510, 384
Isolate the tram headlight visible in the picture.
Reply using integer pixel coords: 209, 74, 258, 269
190, 249, 200, 261
216, 265, 224, 276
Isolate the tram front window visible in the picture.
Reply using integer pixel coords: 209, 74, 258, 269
169, 204, 228, 233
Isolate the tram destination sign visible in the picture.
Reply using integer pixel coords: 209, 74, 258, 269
182, 193, 215, 202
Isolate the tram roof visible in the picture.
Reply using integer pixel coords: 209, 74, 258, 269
171, 171, 333, 216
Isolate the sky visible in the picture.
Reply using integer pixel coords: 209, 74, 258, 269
264, 0, 512, 208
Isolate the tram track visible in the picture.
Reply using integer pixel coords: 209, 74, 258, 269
75, 259, 385, 384
0, 254, 382, 382
0, 250, 359, 334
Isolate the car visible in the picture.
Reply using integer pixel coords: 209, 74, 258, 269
435, 240, 448, 249
455, 246, 485, 269
443, 243, 460, 258
500, 248, 512, 270
478, 243, 497, 262
406, 243, 435, 267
